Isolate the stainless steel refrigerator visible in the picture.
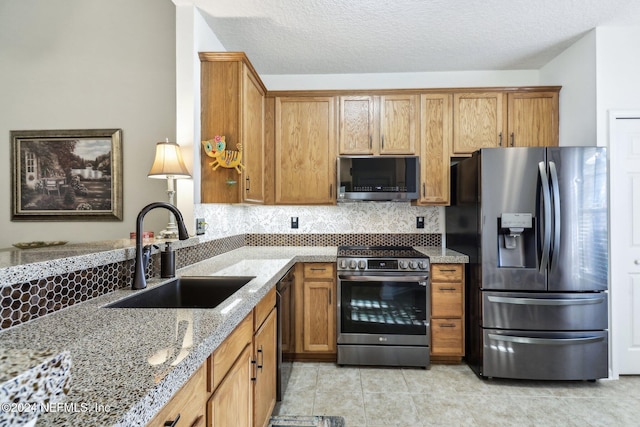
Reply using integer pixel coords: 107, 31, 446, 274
446, 147, 609, 380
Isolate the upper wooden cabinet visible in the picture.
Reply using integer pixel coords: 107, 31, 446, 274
418, 94, 453, 205
452, 91, 506, 156
274, 96, 336, 204
451, 88, 560, 156
200, 52, 267, 203
507, 91, 559, 147
338, 94, 418, 155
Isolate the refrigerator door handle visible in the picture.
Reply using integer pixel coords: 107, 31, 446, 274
538, 161, 552, 272
487, 334, 605, 345
549, 161, 561, 272
487, 295, 606, 306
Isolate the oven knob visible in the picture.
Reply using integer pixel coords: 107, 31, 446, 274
358, 260, 366, 269
410, 261, 418, 269
349, 260, 357, 269
339, 260, 348, 269
418, 261, 428, 270
399, 261, 408, 269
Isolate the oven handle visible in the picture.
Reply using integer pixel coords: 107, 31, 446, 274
338, 275, 429, 283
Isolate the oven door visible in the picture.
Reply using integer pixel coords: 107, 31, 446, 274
337, 273, 429, 346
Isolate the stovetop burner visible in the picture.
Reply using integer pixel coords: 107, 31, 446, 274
337, 246, 427, 259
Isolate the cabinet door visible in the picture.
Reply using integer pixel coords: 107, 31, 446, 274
303, 279, 336, 353
419, 93, 452, 205
452, 92, 506, 155
253, 309, 277, 427
431, 318, 464, 356
208, 345, 253, 427
242, 64, 265, 202
148, 364, 206, 427
274, 97, 336, 204
507, 91, 559, 147
379, 94, 419, 154
339, 96, 375, 154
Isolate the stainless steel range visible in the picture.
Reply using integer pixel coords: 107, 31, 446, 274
336, 246, 430, 368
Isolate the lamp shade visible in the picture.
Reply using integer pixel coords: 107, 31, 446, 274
148, 140, 191, 179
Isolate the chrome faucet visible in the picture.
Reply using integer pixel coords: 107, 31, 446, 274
132, 202, 189, 290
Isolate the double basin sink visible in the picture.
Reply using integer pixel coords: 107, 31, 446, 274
106, 276, 255, 309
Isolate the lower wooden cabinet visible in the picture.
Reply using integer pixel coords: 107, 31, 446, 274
293, 263, 336, 359
253, 309, 277, 427
430, 263, 465, 362
148, 364, 207, 427
208, 345, 253, 427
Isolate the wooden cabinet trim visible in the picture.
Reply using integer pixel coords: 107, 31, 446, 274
209, 313, 253, 392
254, 287, 276, 331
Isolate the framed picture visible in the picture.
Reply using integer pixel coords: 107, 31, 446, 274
11, 129, 123, 221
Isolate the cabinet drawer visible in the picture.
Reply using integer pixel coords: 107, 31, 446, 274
431, 318, 463, 356
431, 282, 463, 318
431, 264, 463, 282
209, 313, 252, 392
254, 287, 276, 330
303, 263, 335, 279
148, 364, 206, 427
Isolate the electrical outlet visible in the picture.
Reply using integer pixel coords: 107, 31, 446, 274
196, 218, 207, 235
416, 216, 425, 229
291, 217, 299, 229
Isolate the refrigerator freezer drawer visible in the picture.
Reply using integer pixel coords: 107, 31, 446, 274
482, 329, 608, 380
482, 291, 608, 330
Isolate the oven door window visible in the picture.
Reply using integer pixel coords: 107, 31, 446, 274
340, 279, 427, 335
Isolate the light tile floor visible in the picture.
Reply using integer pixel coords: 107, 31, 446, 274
273, 362, 640, 426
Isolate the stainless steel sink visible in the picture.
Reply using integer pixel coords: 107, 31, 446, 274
105, 276, 255, 309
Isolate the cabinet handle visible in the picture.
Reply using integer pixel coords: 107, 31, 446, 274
251, 359, 257, 381
190, 415, 205, 427
381, 134, 385, 149
329, 184, 333, 197
329, 289, 332, 305
438, 287, 457, 291
439, 323, 457, 328
164, 414, 181, 427
369, 135, 373, 149
498, 132, 503, 147
257, 345, 264, 370
438, 268, 456, 272
422, 183, 425, 197
310, 267, 327, 271
245, 175, 250, 192
510, 132, 514, 147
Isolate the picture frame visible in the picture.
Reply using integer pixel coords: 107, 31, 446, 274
11, 129, 123, 221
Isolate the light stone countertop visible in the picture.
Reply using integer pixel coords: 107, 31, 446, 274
0, 245, 467, 426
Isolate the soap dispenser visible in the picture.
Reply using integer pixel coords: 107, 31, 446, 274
161, 242, 176, 278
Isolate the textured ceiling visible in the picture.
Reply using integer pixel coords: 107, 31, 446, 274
194, 0, 640, 75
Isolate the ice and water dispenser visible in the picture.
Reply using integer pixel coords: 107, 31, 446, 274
498, 213, 536, 268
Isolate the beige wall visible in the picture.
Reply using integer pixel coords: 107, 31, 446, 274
0, 0, 177, 249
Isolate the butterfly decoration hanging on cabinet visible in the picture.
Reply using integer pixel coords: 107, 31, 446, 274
201, 135, 245, 174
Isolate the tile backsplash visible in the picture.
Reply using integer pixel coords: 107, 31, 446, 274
194, 202, 444, 239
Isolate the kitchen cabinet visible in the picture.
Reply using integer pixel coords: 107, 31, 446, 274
252, 288, 277, 427
430, 263, 465, 362
451, 88, 560, 156
507, 91, 559, 147
293, 263, 336, 359
338, 94, 419, 155
452, 91, 505, 156
274, 96, 337, 204
148, 364, 207, 427
417, 93, 453, 205
206, 288, 277, 427
200, 52, 267, 204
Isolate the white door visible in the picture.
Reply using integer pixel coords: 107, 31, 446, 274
610, 112, 640, 376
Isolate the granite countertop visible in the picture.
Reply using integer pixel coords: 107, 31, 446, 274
0, 244, 467, 426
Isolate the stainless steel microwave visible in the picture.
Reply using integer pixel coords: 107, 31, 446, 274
337, 156, 420, 201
